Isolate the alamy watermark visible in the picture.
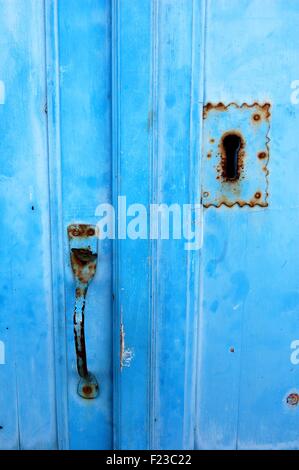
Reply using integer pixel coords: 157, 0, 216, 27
95, 196, 202, 251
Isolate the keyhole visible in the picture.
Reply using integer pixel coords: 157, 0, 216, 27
222, 134, 241, 180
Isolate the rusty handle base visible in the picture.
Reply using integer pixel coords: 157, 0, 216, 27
77, 373, 99, 399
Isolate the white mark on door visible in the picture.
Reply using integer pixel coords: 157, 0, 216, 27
233, 303, 241, 311
0, 81, 5, 104
290, 340, 299, 365
0, 341, 5, 365
29, 185, 34, 202
290, 80, 299, 104
120, 322, 134, 369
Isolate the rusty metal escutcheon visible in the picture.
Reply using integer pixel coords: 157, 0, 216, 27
202, 102, 271, 208
68, 224, 99, 399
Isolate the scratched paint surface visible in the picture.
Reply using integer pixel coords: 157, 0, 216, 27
197, 0, 299, 450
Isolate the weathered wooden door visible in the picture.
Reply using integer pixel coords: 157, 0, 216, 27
1, 0, 299, 451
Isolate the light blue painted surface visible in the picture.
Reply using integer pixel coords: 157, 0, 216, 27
0, 0, 56, 450
197, 0, 299, 450
1, 0, 299, 451
0, 0, 113, 450
57, 0, 113, 449
112, 0, 154, 449
112, 0, 204, 450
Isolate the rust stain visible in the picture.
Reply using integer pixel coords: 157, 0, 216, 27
82, 385, 93, 396
71, 248, 98, 284
287, 393, 299, 407
203, 102, 227, 119
258, 151, 267, 160
251, 104, 271, 124
68, 224, 98, 239
203, 102, 271, 121
75, 286, 85, 298
203, 197, 268, 209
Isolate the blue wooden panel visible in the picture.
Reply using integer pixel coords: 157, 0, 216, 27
152, 0, 204, 450
0, 0, 56, 450
196, 0, 299, 450
113, 0, 205, 449
112, 0, 153, 449
57, 0, 113, 450
44, 0, 69, 449
0, 0, 113, 450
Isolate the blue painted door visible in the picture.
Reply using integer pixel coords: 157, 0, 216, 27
1, 0, 299, 451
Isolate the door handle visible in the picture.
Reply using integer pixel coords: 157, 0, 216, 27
67, 224, 99, 399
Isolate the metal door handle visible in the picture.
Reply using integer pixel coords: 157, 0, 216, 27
68, 224, 99, 399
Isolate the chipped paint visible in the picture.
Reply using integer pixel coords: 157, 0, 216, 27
120, 322, 134, 369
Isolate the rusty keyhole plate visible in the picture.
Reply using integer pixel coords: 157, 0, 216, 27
202, 102, 270, 208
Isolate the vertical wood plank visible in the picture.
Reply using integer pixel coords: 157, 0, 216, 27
45, 0, 69, 450
57, 0, 113, 449
151, 0, 204, 450
0, 0, 57, 449
112, 0, 153, 449
197, 0, 299, 450
113, 0, 204, 449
